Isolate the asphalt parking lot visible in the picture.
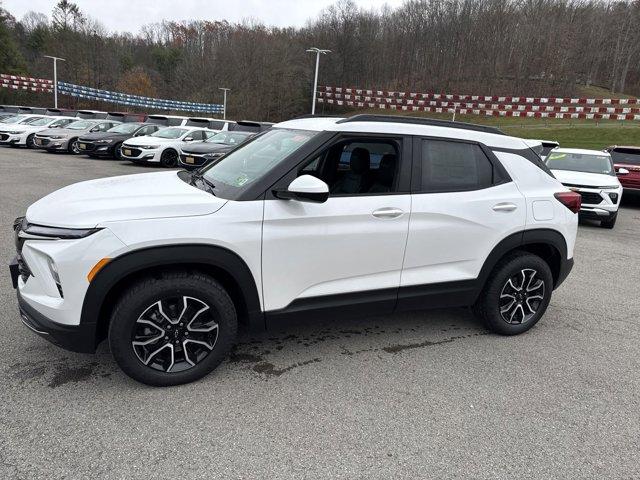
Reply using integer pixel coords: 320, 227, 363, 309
1, 146, 639, 479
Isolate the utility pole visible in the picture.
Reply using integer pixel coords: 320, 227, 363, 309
43, 55, 66, 108
306, 47, 331, 115
218, 87, 230, 120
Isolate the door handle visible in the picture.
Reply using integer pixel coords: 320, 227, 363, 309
492, 202, 517, 212
372, 207, 404, 219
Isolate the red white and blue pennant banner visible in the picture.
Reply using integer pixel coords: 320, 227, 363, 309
318, 86, 640, 120
1, 74, 222, 114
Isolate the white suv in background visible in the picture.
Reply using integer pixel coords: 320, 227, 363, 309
120, 126, 215, 167
0, 116, 76, 148
10, 114, 579, 386
545, 148, 623, 228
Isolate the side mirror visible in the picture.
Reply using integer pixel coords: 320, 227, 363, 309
618, 167, 630, 175
183, 136, 194, 142
90, 127, 99, 132
274, 174, 329, 203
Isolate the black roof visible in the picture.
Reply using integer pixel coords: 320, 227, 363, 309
336, 114, 505, 135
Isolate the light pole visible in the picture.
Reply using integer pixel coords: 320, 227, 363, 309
43, 55, 66, 108
218, 87, 230, 120
306, 47, 331, 115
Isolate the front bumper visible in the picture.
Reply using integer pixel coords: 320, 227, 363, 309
79, 141, 115, 156
579, 209, 617, 221
17, 289, 97, 353
34, 136, 70, 150
121, 145, 161, 163
0, 132, 26, 145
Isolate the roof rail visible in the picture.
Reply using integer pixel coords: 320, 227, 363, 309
293, 114, 344, 120
336, 114, 505, 135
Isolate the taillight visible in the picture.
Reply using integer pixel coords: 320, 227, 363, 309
554, 191, 581, 214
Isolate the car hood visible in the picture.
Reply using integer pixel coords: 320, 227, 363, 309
26, 171, 227, 228
123, 136, 179, 146
182, 143, 232, 154
36, 127, 89, 137
79, 132, 129, 142
551, 169, 620, 188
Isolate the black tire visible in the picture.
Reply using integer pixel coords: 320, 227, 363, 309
160, 148, 178, 167
68, 138, 80, 154
108, 272, 237, 386
473, 252, 553, 335
113, 142, 123, 160
26, 134, 36, 149
601, 214, 617, 229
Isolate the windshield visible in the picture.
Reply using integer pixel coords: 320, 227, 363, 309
2, 115, 38, 124
108, 123, 141, 134
27, 117, 56, 127
151, 127, 188, 139
202, 128, 319, 199
66, 120, 96, 130
609, 148, 640, 166
205, 132, 252, 145
546, 152, 614, 175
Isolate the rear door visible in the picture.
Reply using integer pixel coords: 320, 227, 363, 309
398, 137, 526, 310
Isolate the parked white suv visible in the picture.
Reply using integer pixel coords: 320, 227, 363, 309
120, 126, 215, 167
10, 115, 579, 386
545, 148, 622, 228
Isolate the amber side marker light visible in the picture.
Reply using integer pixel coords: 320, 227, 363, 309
87, 258, 111, 282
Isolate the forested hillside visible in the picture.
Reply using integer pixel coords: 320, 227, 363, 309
1, 0, 639, 121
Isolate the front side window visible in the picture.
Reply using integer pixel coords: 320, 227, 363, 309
151, 127, 188, 139
202, 128, 319, 200
299, 139, 400, 195
421, 140, 497, 192
546, 152, 614, 176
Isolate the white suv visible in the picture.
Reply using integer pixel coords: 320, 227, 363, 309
10, 115, 579, 386
545, 148, 622, 229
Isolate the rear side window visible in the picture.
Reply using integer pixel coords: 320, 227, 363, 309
420, 139, 499, 192
209, 121, 226, 130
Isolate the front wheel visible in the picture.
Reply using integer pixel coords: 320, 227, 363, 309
160, 149, 178, 167
108, 272, 237, 386
68, 138, 81, 154
473, 252, 553, 335
113, 142, 123, 160
26, 134, 36, 149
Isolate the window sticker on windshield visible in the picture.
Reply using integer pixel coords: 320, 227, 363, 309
235, 174, 250, 186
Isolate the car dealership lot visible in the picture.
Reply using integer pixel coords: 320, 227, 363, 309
1, 147, 639, 478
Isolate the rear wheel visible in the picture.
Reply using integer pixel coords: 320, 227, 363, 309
68, 138, 81, 154
473, 252, 553, 335
160, 148, 178, 167
108, 272, 237, 386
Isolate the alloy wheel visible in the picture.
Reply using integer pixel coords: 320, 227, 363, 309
132, 296, 219, 373
71, 140, 81, 154
499, 268, 545, 324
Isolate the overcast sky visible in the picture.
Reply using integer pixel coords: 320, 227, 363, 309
4, 0, 405, 33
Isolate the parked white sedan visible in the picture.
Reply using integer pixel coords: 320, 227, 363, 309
120, 126, 216, 167
0, 116, 76, 148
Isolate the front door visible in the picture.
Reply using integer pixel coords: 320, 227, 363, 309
262, 136, 412, 316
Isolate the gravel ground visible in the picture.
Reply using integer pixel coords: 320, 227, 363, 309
0, 146, 639, 479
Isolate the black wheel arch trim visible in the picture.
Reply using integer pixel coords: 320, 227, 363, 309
81, 244, 263, 349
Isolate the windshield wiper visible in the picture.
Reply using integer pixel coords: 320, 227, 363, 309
190, 170, 216, 195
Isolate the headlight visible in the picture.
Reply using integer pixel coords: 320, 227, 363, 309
203, 152, 223, 159
141, 145, 160, 150
96, 139, 114, 144
20, 223, 101, 239
48, 135, 65, 140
